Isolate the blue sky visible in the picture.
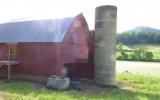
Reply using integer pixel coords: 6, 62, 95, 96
0, 0, 160, 32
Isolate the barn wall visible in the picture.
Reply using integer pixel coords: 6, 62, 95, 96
0, 42, 77, 80
60, 14, 94, 79
88, 30, 94, 63
70, 15, 89, 59
0, 44, 8, 77
59, 33, 75, 64
58, 14, 91, 63
0, 44, 9, 60
0, 66, 8, 77
14, 43, 60, 78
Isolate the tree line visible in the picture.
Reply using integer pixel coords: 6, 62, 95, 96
117, 32, 160, 44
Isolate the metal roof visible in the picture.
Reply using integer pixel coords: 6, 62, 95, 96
0, 17, 74, 43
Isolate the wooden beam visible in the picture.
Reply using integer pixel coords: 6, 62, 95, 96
8, 44, 11, 81
8, 62, 10, 81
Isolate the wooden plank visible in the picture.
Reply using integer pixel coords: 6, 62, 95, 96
8, 63, 10, 80
0, 61, 19, 65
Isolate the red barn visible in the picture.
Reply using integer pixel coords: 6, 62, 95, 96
0, 14, 94, 82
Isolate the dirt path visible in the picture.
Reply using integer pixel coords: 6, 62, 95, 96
116, 61, 160, 77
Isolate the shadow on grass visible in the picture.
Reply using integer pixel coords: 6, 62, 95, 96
0, 80, 160, 100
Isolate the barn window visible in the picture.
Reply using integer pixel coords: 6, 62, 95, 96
10, 44, 17, 60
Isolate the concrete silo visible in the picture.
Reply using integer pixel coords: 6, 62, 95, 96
94, 5, 117, 85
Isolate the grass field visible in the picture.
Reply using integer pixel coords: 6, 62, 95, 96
129, 44, 160, 51
117, 44, 160, 61
129, 44, 160, 60
0, 74, 160, 100
116, 61, 160, 77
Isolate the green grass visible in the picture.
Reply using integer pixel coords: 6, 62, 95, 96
129, 44, 160, 52
130, 44, 160, 61
0, 74, 160, 100
119, 44, 160, 61
153, 52, 160, 60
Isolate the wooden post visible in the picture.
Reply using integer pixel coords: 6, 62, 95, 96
8, 44, 11, 81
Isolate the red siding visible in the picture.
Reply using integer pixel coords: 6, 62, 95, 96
0, 44, 9, 60
58, 14, 90, 63
60, 14, 94, 79
0, 44, 8, 77
59, 33, 75, 64
70, 15, 89, 59
15, 43, 59, 77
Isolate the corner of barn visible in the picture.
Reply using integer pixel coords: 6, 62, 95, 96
56, 13, 94, 80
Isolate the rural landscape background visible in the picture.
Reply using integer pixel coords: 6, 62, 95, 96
116, 26, 160, 77
0, 26, 160, 100
0, 0, 160, 99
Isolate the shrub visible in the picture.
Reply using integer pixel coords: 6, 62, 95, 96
116, 47, 154, 62
144, 52, 153, 61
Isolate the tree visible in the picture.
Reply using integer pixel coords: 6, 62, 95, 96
116, 43, 128, 60
117, 31, 160, 44
144, 52, 153, 61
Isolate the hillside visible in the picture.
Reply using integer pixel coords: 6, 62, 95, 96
117, 26, 160, 44
120, 26, 160, 34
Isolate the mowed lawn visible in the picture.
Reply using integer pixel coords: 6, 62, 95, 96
0, 74, 160, 100
116, 61, 160, 77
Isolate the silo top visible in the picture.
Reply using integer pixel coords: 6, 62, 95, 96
96, 5, 117, 12
95, 5, 117, 21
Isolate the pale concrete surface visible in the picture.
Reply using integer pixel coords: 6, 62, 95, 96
94, 5, 117, 85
